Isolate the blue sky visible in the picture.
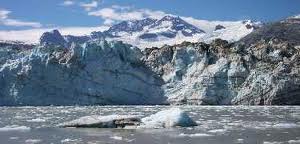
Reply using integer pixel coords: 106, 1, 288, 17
0, 0, 300, 30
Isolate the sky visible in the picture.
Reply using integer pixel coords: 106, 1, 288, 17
0, 0, 299, 42
0, 0, 300, 30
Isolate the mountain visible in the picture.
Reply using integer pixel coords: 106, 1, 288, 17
239, 16, 300, 47
103, 16, 261, 48
138, 16, 205, 39
1, 16, 299, 106
40, 30, 67, 46
38, 15, 261, 49
106, 18, 157, 35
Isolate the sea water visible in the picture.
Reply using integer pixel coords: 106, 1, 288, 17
0, 106, 299, 144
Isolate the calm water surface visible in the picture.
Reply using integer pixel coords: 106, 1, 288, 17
0, 106, 300, 144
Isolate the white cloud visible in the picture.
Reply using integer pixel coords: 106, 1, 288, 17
61, 0, 75, 6
0, 10, 10, 19
0, 9, 42, 28
103, 19, 114, 25
88, 6, 167, 24
0, 26, 109, 44
80, 1, 98, 11
2, 19, 42, 28
111, 5, 131, 10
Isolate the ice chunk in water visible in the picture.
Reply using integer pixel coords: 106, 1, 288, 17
25, 139, 42, 144
58, 115, 141, 128
179, 133, 213, 137
0, 125, 31, 132
139, 108, 197, 128
59, 108, 197, 129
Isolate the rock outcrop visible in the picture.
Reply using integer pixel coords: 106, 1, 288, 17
40, 30, 67, 47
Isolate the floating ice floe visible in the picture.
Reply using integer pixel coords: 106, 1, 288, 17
263, 141, 283, 144
208, 128, 227, 134
58, 115, 141, 128
178, 133, 213, 137
138, 108, 198, 128
272, 123, 300, 129
27, 118, 46, 122
59, 108, 197, 129
288, 139, 300, 144
60, 138, 80, 143
110, 136, 123, 141
25, 139, 42, 144
0, 125, 31, 132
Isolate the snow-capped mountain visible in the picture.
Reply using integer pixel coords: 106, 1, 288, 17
95, 15, 261, 48
35, 15, 262, 49
138, 15, 205, 39
104, 16, 205, 38
106, 18, 157, 35
0, 15, 262, 48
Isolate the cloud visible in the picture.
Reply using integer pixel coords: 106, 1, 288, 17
0, 26, 109, 43
80, 1, 99, 11
0, 9, 42, 28
88, 6, 167, 24
2, 19, 42, 28
103, 19, 114, 25
0, 9, 10, 19
61, 0, 75, 6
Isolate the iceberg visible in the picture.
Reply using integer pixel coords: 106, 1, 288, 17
58, 115, 141, 128
59, 108, 197, 129
138, 108, 197, 128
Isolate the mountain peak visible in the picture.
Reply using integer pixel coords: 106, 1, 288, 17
39, 29, 66, 46
160, 15, 180, 20
148, 15, 205, 37
106, 18, 157, 35
288, 14, 300, 19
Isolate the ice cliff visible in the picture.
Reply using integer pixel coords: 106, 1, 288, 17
0, 40, 165, 106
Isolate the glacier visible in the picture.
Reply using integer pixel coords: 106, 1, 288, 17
0, 40, 165, 106
0, 15, 299, 106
